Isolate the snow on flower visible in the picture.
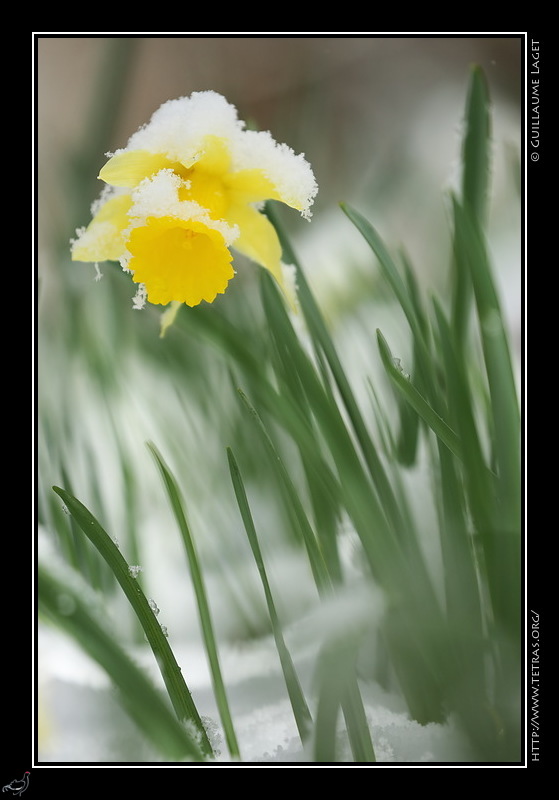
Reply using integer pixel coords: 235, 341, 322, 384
71, 91, 317, 321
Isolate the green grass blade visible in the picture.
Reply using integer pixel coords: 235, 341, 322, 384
313, 676, 339, 762
376, 329, 463, 461
260, 270, 406, 549
452, 198, 521, 531
264, 208, 406, 535
453, 64, 491, 347
257, 278, 447, 724
38, 563, 205, 762
312, 642, 376, 763
147, 443, 241, 760
227, 447, 313, 745
394, 252, 432, 464
241, 373, 446, 727
462, 65, 491, 224
339, 204, 441, 429
51, 485, 213, 758
340, 204, 423, 344
433, 297, 495, 535
341, 678, 377, 763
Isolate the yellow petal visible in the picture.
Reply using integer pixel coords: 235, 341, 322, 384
226, 168, 284, 205
176, 136, 232, 216
227, 203, 283, 287
126, 216, 234, 307
99, 150, 186, 187
178, 170, 229, 218
71, 194, 132, 262
194, 135, 232, 175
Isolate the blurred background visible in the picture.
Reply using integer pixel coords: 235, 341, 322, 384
35, 36, 523, 763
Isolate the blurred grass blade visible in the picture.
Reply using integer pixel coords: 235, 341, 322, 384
147, 443, 240, 760
394, 355, 420, 466
265, 208, 405, 535
451, 199, 521, 647
392, 254, 428, 465
376, 329, 463, 461
342, 678, 376, 763
462, 65, 490, 224
453, 64, 491, 347
452, 198, 520, 529
433, 297, 495, 534
340, 203, 425, 348
313, 642, 376, 763
51, 485, 213, 759
237, 388, 331, 593
227, 447, 313, 745
38, 563, 205, 762
313, 661, 340, 762
260, 269, 407, 555
339, 204, 441, 436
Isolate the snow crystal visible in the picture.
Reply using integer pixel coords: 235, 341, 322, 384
234, 129, 318, 218
126, 170, 238, 245
202, 716, 223, 757
131, 284, 147, 310
281, 262, 300, 313
90, 183, 124, 217
70, 221, 115, 260
107, 91, 317, 220
128, 565, 143, 578
70, 227, 86, 244
123, 91, 244, 165
392, 357, 410, 380
148, 599, 160, 616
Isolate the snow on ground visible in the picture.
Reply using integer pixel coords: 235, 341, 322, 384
37, 611, 475, 765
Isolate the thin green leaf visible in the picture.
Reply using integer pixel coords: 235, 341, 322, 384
432, 297, 495, 536
339, 204, 441, 438
147, 443, 241, 760
51, 485, 213, 758
341, 678, 377, 763
313, 674, 339, 763
260, 270, 404, 549
265, 207, 405, 536
453, 64, 491, 346
452, 198, 521, 532
38, 563, 205, 762
313, 641, 376, 763
462, 64, 491, 224
340, 204, 422, 343
376, 329, 463, 462
227, 447, 313, 745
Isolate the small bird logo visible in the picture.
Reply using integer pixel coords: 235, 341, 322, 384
2, 773, 30, 796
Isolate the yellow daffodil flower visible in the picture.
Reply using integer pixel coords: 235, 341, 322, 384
71, 91, 317, 325
99, 134, 290, 288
